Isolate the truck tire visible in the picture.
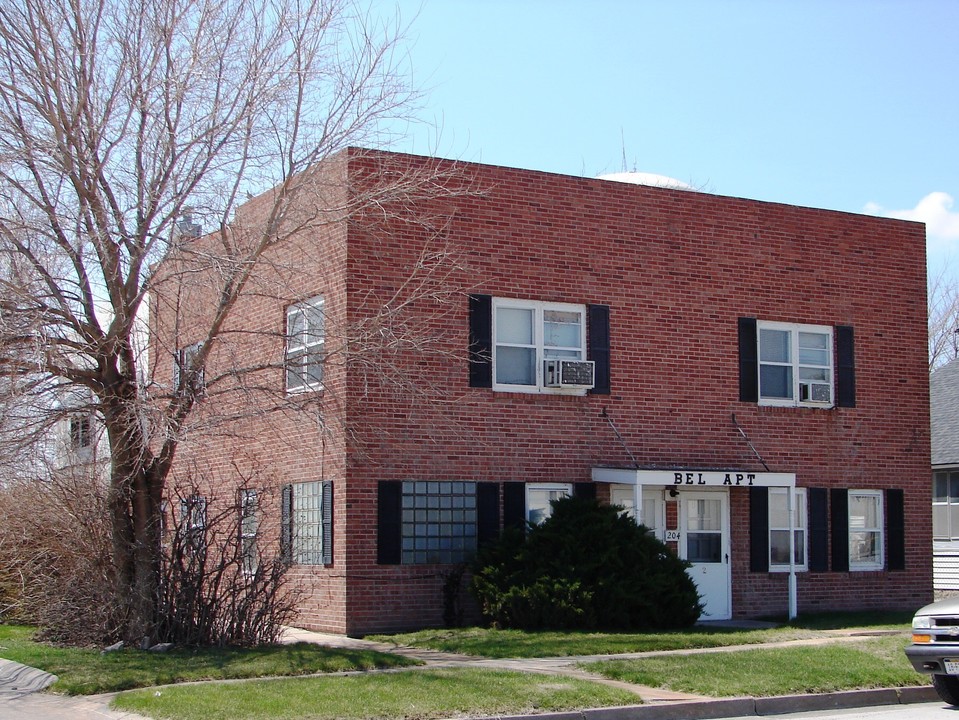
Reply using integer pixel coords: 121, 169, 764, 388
933, 674, 959, 705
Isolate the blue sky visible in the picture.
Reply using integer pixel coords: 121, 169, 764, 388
370, 0, 959, 277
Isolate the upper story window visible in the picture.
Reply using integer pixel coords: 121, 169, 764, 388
934, 470, 959, 541
758, 322, 833, 407
493, 298, 586, 392
69, 413, 92, 451
174, 341, 205, 398
286, 295, 325, 394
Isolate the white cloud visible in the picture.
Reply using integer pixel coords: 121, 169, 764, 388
865, 192, 959, 247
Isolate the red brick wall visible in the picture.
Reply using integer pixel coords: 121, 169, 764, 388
155, 149, 931, 636
338, 151, 931, 633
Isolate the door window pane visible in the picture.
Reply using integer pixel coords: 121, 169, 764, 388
687, 533, 722, 563
688, 499, 721, 531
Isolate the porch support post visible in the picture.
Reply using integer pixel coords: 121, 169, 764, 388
788, 487, 797, 620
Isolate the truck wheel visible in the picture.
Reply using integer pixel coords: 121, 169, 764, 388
933, 674, 959, 705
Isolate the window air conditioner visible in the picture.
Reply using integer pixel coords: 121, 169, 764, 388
799, 381, 831, 403
544, 359, 595, 389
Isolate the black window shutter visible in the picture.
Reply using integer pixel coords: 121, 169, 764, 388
573, 482, 597, 500
280, 484, 293, 564
503, 482, 526, 531
468, 294, 493, 388
830, 488, 849, 572
749, 487, 769, 572
738, 317, 758, 402
836, 325, 856, 408
587, 304, 611, 395
808, 488, 829, 572
377, 481, 402, 565
476, 482, 500, 547
321, 481, 333, 565
887, 488, 905, 571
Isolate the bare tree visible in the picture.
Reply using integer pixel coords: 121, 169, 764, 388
929, 261, 959, 370
0, 0, 464, 643
928, 265, 959, 372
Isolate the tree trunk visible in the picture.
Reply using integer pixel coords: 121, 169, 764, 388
102, 380, 168, 644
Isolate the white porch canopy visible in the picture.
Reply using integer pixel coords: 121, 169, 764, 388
592, 466, 799, 619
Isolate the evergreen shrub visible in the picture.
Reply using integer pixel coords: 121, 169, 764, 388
471, 496, 702, 631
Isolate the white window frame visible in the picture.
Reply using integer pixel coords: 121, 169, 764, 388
610, 485, 665, 541
174, 341, 205, 397
292, 481, 325, 565
769, 487, 807, 572
526, 483, 572, 525
69, 413, 93, 451
848, 489, 884, 571
492, 297, 587, 394
757, 321, 833, 408
934, 470, 959, 541
286, 295, 325, 394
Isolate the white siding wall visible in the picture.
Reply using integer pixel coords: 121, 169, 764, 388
935, 542, 959, 591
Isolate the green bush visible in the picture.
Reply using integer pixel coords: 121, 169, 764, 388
471, 496, 701, 631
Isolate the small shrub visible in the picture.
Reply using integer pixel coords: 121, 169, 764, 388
471, 496, 701, 631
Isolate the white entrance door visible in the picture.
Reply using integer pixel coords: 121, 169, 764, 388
680, 491, 730, 620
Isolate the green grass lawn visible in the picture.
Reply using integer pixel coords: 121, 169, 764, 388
583, 635, 926, 697
0, 612, 925, 720
0, 625, 418, 695
111, 668, 642, 720
367, 611, 914, 658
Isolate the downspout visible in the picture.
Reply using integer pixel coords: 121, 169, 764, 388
788, 489, 797, 620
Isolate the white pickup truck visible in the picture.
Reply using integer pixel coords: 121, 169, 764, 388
905, 598, 959, 705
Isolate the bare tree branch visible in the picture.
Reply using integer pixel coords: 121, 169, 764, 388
0, 0, 468, 644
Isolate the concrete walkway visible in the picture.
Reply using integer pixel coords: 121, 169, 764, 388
0, 658, 142, 720
280, 625, 941, 713
0, 625, 943, 720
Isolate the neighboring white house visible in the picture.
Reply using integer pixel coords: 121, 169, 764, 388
0, 383, 109, 486
931, 360, 959, 592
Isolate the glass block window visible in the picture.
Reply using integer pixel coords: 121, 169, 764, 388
239, 489, 258, 575
293, 481, 325, 564
401, 481, 477, 564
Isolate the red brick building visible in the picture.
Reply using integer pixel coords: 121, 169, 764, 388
154, 148, 932, 635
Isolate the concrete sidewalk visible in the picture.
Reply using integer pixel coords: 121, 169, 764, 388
280, 626, 941, 718
0, 658, 142, 720
0, 627, 943, 720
